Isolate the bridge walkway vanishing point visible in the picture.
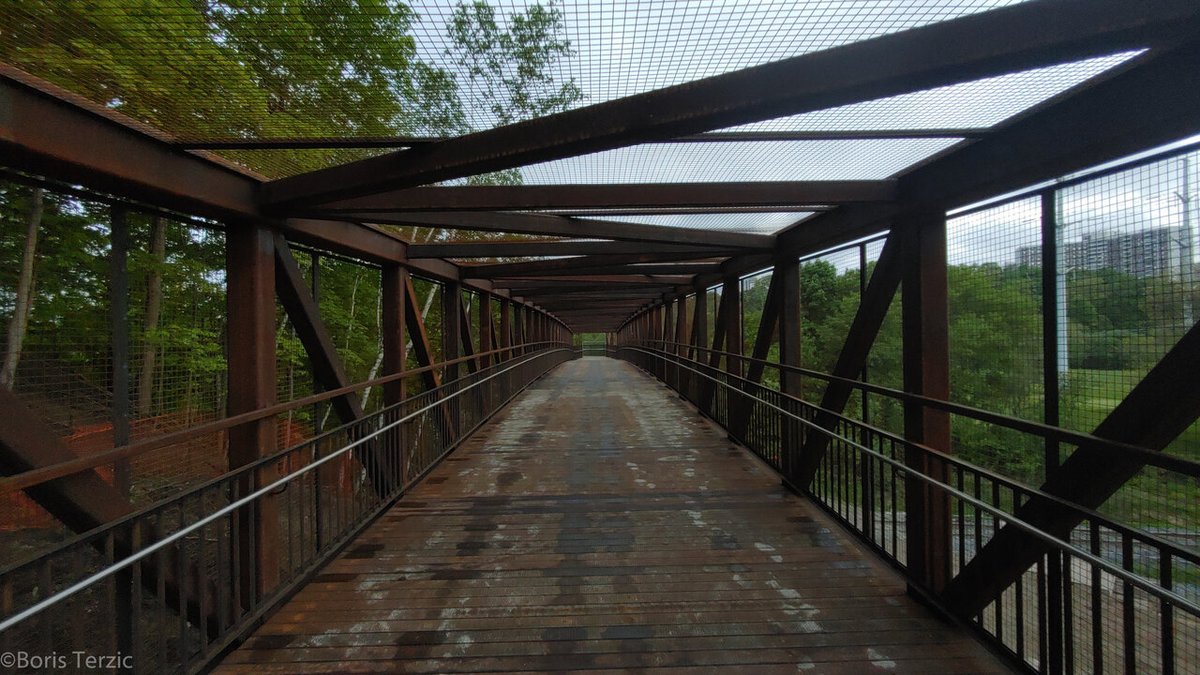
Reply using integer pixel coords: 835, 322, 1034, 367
215, 357, 1012, 673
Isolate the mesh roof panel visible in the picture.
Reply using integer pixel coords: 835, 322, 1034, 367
0, 1, 1139, 183
516, 139, 963, 184
410, 0, 1031, 131
598, 212, 817, 234
726, 52, 1140, 133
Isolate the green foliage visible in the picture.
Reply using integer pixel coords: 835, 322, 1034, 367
0, 0, 580, 178
446, 0, 582, 126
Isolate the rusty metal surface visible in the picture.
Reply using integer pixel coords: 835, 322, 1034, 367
215, 358, 1010, 673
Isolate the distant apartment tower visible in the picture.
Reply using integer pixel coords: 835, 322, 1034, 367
1015, 225, 1185, 278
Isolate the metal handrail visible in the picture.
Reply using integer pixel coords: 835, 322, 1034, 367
641, 338, 1200, 478
0, 341, 569, 497
619, 345, 1200, 611
0, 347, 573, 634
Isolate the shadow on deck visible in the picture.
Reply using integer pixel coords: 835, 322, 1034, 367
215, 357, 1011, 673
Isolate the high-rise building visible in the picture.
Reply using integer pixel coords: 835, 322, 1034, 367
1015, 225, 1186, 278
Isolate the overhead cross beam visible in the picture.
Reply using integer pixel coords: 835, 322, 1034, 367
497, 275, 693, 287
324, 211, 775, 248
173, 129, 982, 150
313, 181, 896, 212
259, 0, 1200, 207
409, 240, 750, 258
463, 252, 732, 279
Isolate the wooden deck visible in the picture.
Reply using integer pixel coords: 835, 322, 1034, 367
216, 357, 1010, 673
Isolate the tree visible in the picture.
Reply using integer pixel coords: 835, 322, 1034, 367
1, 187, 43, 390
446, 0, 581, 127
1, 1, 585, 426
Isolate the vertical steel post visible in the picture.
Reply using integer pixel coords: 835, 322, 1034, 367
1041, 190, 1061, 471
723, 277, 744, 432
310, 252, 323, 435
107, 204, 133, 662
499, 298, 512, 359
226, 223, 279, 606
1040, 189, 1066, 675
478, 294, 493, 368
778, 258, 803, 483
442, 281, 462, 435
109, 205, 131, 495
900, 211, 952, 595
382, 264, 407, 488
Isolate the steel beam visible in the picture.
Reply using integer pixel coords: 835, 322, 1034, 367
315, 181, 895, 212
494, 275, 693, 287
778, 259, 803, 481
225, 224, 280, 602
320, 211, 774, 248
409, 240, 749, 258
464, 252, 731, 279
0, 69, 517, 302
900, 213, 953, 594
382, 265, 408, 406
775, 41, 1200, 260
273, 235, 366, 424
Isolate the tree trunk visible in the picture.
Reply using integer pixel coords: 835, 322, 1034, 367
136, 216, 166, 416
1, 187, 44, 390
360, 288, 386, 409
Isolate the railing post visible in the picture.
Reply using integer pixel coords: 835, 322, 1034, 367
674, 296, 688, 390
722, 276, 743, 431
225, 223, 279, 608
478, 294, 493, 369
499, 298, 512, 361
690, 286, 708, 402
443, 281, 462, 437
778, 259, 803, 485
511, 303, 523, 355
382, 264, 408, 487
107, 204, 134, 667
900, 211, 953, 595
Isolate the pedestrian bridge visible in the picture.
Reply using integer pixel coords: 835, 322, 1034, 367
2, 2, 1199, 673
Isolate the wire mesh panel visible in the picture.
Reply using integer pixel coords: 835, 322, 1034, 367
1055, 149, 1200, 671
739, 269, 772, 363
0, 184, 232, 564
798, 244, 863, 405
1059, 152, 1200, 524
946, 197, 1044, 483
126, 218, 229, 503
863, 236, 905, 436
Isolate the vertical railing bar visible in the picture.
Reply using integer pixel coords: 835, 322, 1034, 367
176, 507, 189, 664
155, 533, 167, 667
1014, 534, 1025, 659
1091, 521, 1104, 675
1063, 549, 1076, 675
1160, 552, 1174, 675
1122, 533, 1135, 675
1037, 556, 1048, 674
130, 521, 143, 674
38, 557, 53, 657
